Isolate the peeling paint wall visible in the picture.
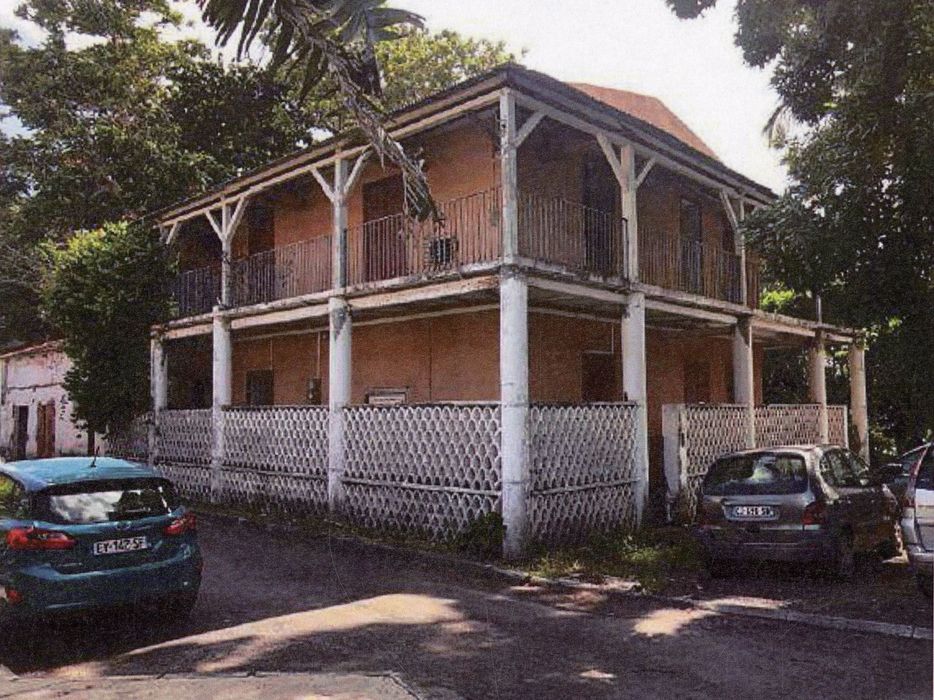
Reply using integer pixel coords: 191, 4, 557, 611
0, 347, 90, 459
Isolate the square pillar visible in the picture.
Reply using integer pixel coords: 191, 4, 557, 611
332, 158, 349, 288
500, 269, 529, 558
732, 317, 756, 447
808, 334, 829, 443
211, 310, 232, 502
149, 333, 168, 466
848, 343, 869, 461
328, 296, 352, 512
621, 292, 649, 525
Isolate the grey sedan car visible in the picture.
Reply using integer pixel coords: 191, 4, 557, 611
695, 445, 900, 578
899, 444, 934, 596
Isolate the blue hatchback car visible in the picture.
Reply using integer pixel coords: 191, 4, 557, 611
0, 457, 201, 624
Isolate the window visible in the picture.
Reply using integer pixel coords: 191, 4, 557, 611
582, 352, 616, 403
916, 447, 934, 491
703, 452, 809, 496
900, 448, 925, 476
844, 450, 872, 486
820, 449, 858, 488
246, 369, 274, 406
35, 479, 178, 525
0, 475, 27, 519
684, 359, 711, 404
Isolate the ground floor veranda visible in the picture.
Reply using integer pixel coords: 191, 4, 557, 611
116, 273, 864, 557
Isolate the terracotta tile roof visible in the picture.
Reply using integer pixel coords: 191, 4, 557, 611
569, 83, 719, 161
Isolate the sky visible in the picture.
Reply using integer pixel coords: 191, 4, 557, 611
0, 0, 788, 191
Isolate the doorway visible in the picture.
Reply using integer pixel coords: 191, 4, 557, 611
363, 175, 406, 281
36, 401, 56, 458
13, 406, 28, 460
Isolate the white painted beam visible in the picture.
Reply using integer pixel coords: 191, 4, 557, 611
500, 91, 519, 261
328, 296, 352, 512
732, 317, 756, 447
621, 292, 649, 525
808, 334, 830, 443
514, 110, 545, 148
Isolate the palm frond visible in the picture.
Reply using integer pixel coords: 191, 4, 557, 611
197, 0, 436, 219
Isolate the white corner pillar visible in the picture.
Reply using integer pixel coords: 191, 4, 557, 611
621, 292, 650, 525
500, 269, 529, 559
732, 317, 756, 447
149, 333, 168, 465
808, 333, 829, 443
499, 91, 519, 263
328, 296, 352, 513
331, 158, 349, 288
210, 311, 232, 502
848, 342, 869, 461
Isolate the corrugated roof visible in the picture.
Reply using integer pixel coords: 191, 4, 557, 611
569, 83, 719, 161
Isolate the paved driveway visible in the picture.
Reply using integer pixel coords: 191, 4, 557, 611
2, 515, 931, 699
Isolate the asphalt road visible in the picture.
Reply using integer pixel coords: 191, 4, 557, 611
1, 515, 931, 699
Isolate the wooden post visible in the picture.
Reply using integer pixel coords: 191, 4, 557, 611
500, 268, 529, 558
622, 292, 649, 524
500, 91, 519, 263
849, 343, 869, 461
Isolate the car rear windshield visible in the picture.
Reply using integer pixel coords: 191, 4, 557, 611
704, 453, 809, 496
35, 479, 178, 525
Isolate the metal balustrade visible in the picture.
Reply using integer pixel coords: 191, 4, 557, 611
172, 188, 763, 317
640, 234, 744, 303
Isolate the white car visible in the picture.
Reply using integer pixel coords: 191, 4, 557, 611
899, 443, 934, 596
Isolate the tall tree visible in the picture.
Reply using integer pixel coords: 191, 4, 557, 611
667, 0, 934, 454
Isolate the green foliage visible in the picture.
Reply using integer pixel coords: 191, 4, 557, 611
671, 0, 934, 455
454, 512, 505, 559
41, 221, 174, 436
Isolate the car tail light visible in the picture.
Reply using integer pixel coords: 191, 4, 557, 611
4, 587, 23, 605
802, 499, 826, 526
163, 512, 196, 536
6, 527, 76, 551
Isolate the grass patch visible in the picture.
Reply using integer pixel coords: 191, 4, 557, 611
524, 527, 704, 594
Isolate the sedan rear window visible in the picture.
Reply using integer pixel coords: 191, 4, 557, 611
704, 453, 809, 496
35, 479, 178, 525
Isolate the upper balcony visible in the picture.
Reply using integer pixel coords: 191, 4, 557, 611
170, 186, 760, 319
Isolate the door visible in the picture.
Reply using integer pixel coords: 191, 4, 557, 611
36, 401, 56, 458
13, 406, 28, 460
820, 449, 876, 549
582, 158, 617, 275
913, 447, 934, 551
363, 175, 406, 282
679, 198, 703, 293
684, 359, 711, 404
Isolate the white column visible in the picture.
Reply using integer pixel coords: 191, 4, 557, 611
149, 334, 167, 465
328, 296, 352, 512
808, 334, 829, 443
619, 144, 640, 281
499, 91, 519, 262
621, 292, 649, 525
211, 311, 232, 502
732, 317, 756, 447
849, 343, 869, 461
500, 269, 529, 559
220, 236, 233, 308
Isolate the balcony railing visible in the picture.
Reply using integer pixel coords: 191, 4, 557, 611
171, 188, 760, 318
231, 235, 331, 306
346, 188, 502, 286
518, 193, 626, 279
173, 265, 220, 317
639, 234, 744, 304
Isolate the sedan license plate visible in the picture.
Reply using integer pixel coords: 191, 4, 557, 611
93, 536, 148, 555
731, 505, 775, 519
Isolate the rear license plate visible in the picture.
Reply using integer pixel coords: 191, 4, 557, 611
731, 505, 776, 519
93, 536, 149, 555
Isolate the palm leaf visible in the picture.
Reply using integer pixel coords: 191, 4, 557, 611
197, 0, 437, 219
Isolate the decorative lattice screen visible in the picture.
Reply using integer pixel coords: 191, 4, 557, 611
156, 409, 212, 465
827, 405, 848, 447
342, 404, 502, 540
219, 405, 329, 514
528, 403, 641, 543
666, 403, 851, 521
107, 413, 150, 462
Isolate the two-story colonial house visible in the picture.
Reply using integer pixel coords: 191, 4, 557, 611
136, 64, 867, 556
